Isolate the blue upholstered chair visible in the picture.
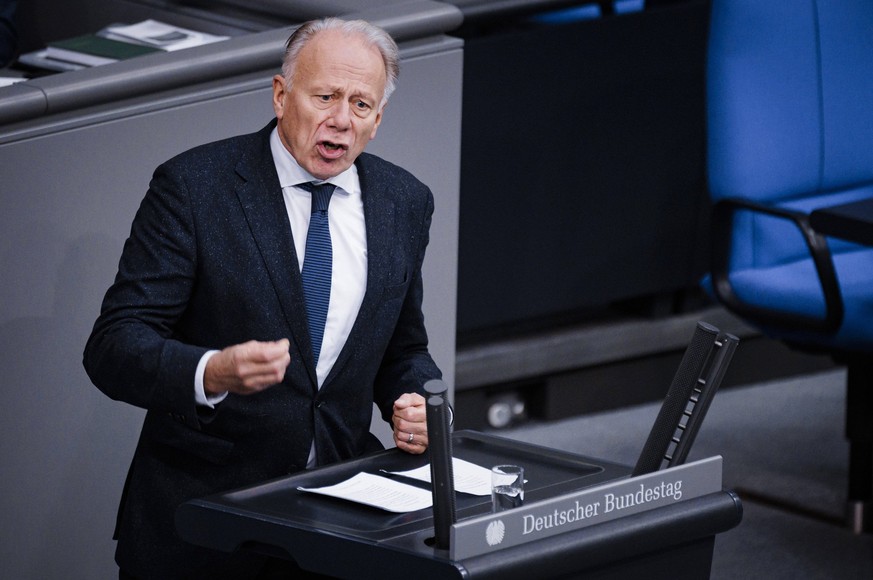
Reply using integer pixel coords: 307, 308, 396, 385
704, 0, 873, 532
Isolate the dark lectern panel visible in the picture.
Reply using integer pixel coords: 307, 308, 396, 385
208, 431, 625, 539
176, 431, 741, 579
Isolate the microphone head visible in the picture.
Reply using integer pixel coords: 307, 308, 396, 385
424, 379, 448, 396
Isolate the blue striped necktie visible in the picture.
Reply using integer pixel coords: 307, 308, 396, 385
298, 182, 336, 364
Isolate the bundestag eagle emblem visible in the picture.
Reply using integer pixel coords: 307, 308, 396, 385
485, 519, 505, 546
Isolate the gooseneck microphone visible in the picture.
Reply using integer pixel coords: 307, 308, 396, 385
424, 379, 456, 549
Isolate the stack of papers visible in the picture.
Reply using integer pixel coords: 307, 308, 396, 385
102, 20, 228, 52
17, 19, 229, 73
298, 458, 500, 513
0, 76, 27, 87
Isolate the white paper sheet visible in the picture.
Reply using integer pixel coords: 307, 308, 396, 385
0, 77, 26, 87
298, 472, 433, 513
104, 20, 228, 51
387, 457, 496, 496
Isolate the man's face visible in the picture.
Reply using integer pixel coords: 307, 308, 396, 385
272, 29, 387, 180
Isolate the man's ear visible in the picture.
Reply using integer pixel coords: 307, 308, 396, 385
272, 75, 287, 119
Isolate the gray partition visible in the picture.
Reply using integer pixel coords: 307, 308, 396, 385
0, 15, 462, 579
0, 0, 463, 125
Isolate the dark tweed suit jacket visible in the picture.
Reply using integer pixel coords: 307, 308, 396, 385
83, 120, 442, 578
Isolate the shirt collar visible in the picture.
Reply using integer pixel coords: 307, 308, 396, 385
270, 126, 360, 195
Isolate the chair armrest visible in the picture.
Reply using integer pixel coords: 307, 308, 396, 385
710, 197, 844, 334
810, 197, 873, 247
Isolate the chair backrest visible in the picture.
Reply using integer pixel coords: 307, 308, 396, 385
707, 0, 873, 269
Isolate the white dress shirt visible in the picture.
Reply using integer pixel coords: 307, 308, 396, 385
194, 127, 368, 406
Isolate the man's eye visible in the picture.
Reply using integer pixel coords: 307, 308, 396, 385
355, 100, 370, 110
318, 95, 333, 102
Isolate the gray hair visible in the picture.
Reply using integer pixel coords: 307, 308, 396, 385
281, 18, 400, 110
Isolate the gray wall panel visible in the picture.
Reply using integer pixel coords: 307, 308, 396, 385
0, 37, 461, 579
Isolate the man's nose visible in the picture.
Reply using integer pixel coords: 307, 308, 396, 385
328, 101, 351, 129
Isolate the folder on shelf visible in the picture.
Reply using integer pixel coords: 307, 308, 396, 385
45, 34, 163, 67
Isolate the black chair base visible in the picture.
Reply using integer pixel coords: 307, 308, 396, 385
843, 356, 873, 534
847, 501, 872, 535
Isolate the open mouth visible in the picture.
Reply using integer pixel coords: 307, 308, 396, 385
319, 140, 348, 158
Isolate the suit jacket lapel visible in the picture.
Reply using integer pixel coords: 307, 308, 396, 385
234, 123, 319, 389
323, 154, 395, 387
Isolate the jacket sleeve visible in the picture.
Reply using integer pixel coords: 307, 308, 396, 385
83, 159, 208, 423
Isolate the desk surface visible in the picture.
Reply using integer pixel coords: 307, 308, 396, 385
810, 197, 873, 246
176, 431, 741, 579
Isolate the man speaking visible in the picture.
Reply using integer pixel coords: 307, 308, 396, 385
84, 18, 442, 579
